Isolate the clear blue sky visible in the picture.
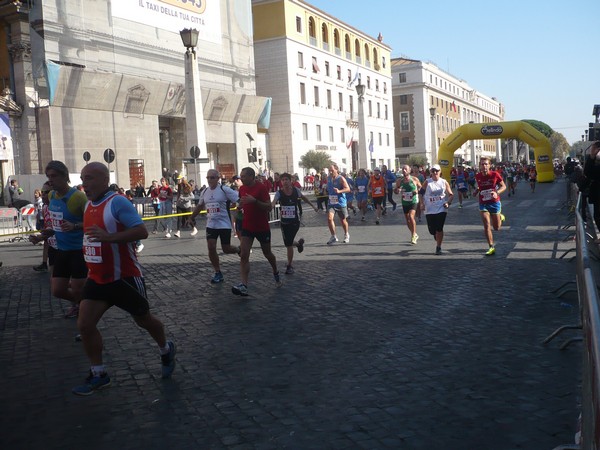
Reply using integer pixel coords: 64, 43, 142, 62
308, 0, 599, 145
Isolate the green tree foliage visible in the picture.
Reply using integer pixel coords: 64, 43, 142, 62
299, 150, 332, 173
407, 155, 428, 168
522, 119, 554, 138
501, 120, 554, 161
549, 132, 570, 161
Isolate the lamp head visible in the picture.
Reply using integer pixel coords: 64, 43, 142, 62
245, 132, 254, 141
355, 77, 365, 98
180, 28, 199, 51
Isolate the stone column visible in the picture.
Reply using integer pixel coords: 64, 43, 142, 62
8, 18, 39, 175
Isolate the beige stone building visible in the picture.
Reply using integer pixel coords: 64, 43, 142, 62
252, 0, 395, 175
0, 0, 269, 201
391, 57, 505, 167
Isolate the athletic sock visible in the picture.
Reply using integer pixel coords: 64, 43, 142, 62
159, 344, 171, 355
91, 365, 106, 376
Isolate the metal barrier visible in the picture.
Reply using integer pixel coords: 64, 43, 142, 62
0, 207, 36, 242
131, 197, 281, 226
0, 194, 280, 243
550, 191, 600, 450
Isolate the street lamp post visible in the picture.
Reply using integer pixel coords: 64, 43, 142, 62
180, 28, 208, 178
429, 107, 437, 165
355, 76, 368, 169
245, 132, 256, 167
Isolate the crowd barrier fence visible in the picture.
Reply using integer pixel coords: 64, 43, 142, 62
551, 187, 600, 450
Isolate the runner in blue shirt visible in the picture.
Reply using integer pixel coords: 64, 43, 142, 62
326, 163, 351, 244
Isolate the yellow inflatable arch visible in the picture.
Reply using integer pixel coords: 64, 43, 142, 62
437, 120, 554, 183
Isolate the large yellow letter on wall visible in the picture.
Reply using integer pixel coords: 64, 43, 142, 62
437, 121, 554, 183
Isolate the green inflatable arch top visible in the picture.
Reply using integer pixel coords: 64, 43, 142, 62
437, 120, 554, 183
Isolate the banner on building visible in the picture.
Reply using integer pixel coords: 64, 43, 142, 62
111, 0, 222, 44
0, 114, 13, 160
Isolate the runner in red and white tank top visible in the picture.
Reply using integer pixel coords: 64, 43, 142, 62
72, 162, 176, 397
83, 191, 143, 283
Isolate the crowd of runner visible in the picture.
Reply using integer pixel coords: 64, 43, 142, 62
22, 155, 550, 396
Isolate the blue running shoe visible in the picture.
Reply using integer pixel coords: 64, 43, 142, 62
161, 340, 177, 379
72, 371, 111, 396
274, 271, 282, 287
211, 272, 224, 284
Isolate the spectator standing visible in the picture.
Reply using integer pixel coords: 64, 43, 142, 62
157, 177, 174, 238
584, 141, 600, 233
174, 177, 194, 238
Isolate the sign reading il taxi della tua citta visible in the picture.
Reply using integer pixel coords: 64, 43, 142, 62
111, 0, 222, 44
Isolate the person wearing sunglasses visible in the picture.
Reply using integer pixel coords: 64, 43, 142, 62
190, 169, 240, 284
420, 164, 454, 255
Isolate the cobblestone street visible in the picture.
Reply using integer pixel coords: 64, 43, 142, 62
0, 178, 581, 449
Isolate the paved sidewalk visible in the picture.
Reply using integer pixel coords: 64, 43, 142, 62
0, 178, 581, 449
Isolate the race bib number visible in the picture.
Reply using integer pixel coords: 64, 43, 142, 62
481, 189, 494, 201
281, 205, 296, 219
358, 185, 366, 193
428, 196, 442, 203
50, 211, 63, 232
402, 191, 414, 201
457, 182, 466, 189
328, 195, 339, 205
83, 234, 102, 263
206, 202, 221, 215
374, 187, 383, 195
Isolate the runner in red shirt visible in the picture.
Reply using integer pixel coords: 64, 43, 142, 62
473, 157, 507, 256
232, 166, 281, 296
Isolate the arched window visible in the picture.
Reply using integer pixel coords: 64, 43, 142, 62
308, 17, 317, 46
373, 48, 379, 69
321, 23, 329, 50
364, 43, 370, 67
354, 39, 361, 63
344, 34, 351, 59
333, 29, 341, 55
308, 17, 316, 38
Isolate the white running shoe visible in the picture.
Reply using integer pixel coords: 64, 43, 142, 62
136, 243, 144, 253
327, 235, 338, 245
190, 227, 198, 236
174, 230, 180, 238
343, 234, 350, 243
165, 232, 171, 238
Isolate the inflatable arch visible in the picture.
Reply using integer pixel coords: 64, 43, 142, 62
437, 120, 554, 183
